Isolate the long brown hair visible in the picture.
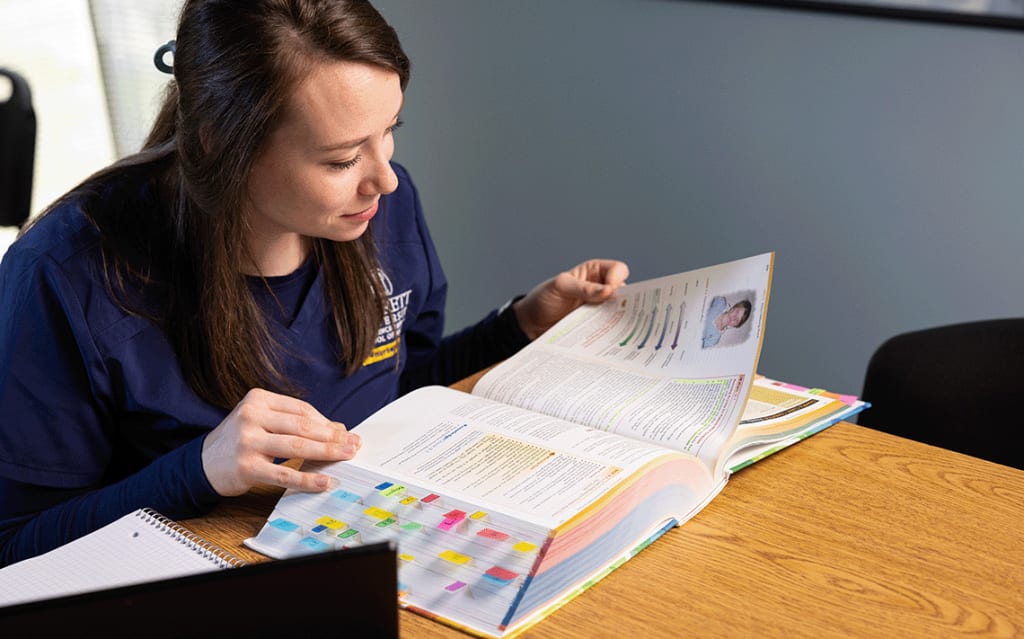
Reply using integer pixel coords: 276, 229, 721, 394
30, 0, 410, 408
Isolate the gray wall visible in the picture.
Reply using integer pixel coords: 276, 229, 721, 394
372, 0, 1024, 397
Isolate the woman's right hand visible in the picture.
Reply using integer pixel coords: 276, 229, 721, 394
201, 388, 361, 496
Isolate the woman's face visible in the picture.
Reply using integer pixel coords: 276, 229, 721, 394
723, 304, 748, 329
244, 60, 403, 274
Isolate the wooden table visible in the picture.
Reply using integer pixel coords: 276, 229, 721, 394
183, 372, 1024, 638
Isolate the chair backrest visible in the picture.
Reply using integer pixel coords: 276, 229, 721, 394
0, 67, 36, 228
859, 318, 1024, 470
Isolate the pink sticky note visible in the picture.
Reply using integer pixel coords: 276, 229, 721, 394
485, 566, 518, 581
477, 528, 510, 541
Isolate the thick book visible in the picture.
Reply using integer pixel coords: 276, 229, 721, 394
244, 252, 866, 638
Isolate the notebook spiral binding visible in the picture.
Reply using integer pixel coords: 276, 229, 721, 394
137, 508, 247, 569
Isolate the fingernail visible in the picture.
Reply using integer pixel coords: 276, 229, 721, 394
315, 475, 329, 490
350, 433, 362, 448
343, 444, 356, 455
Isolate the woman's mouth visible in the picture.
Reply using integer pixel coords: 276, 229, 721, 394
344, 201, 378, 222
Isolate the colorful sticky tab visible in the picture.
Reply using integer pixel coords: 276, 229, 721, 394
438, 509, 467, 531
512, 541, 537, 553
445, 581, 467, 593
438, 550, 472, 565
311, 524, 328, 534
400, 521, 423, 533
298, 537, 331, 552
485, 566, 519, 582
399, 496, 419, 506
398, 553, 416, 563
470, 511, 487, 520
421, 493, 440, 504
375, 517, 397, 528
477, 528, 509, 541
481, 574, 513, 588
380, 484, 405, 497
315, 516, 346, 530
337, 528, 360, 540
269, 518, 300, 533
375, 481, 393, 491
331, 489, 363, 503
363, 506, 394, 520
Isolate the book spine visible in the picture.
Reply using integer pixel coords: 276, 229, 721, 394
137, 508, 247, 569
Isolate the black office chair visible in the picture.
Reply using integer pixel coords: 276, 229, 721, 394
0, 67, 36, 228
859, 319, 1024, 470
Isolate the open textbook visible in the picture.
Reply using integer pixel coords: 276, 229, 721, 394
244, 252, 866, 638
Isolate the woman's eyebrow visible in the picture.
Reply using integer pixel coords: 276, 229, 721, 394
315, 106, 404, 153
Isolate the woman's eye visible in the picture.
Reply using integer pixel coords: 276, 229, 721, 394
329, 156, 361, 170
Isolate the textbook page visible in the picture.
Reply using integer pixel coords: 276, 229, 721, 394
723, 377, 868, 472
246, 386, 716, 639
309, 385, 706, 530
474, 253, 773, 472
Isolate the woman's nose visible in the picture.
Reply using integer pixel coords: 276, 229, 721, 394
361, 153, 398, 197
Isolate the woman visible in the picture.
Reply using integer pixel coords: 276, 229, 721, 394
701, 296, 752, 348
0, 0, 627, 566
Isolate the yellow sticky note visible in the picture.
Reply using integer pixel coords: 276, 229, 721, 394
438, 550, 472, 565
400, 496, 418, 505
315, 516, 346, 530
470, 511, 487, 520
363, 506, 394, 520
399, 553, 416, 562
513, 541, 537, 553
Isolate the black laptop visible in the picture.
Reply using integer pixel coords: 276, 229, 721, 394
0, 541, 398, 637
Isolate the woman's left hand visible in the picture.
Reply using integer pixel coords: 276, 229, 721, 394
512, 259, 630, 340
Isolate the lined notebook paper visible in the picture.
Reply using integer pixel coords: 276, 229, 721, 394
0, 508, 245, 608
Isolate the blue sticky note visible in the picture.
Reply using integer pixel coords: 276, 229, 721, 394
482, 574, 513, 587
298, 537, 331, 552
269, 518, 300, 533
331, 489, 362, 503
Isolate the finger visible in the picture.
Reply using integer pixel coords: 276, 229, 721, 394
579, 259, 629, 287
243, 387, 331, 420
253, 430, 361, 461
552, 272, 612, 304
601, 260, 630, 287
254, 460, 337, 492
244, 403, 354, 445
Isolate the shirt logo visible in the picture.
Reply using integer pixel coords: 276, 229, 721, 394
364, 268, 411, 366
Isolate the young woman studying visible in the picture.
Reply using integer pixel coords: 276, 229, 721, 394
0, 0, 628, 566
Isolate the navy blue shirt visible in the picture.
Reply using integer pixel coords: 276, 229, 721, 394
0, 163, 529, 565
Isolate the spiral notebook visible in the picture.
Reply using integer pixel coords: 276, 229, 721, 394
0, 508, 244, 608
0, 509, 399, 637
